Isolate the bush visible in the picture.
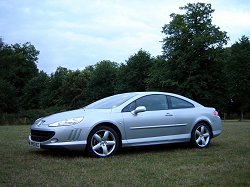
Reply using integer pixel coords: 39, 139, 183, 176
0, 106, 66, 125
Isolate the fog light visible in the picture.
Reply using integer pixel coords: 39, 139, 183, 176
51, 138, 58, 143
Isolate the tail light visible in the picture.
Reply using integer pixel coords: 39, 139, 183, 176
213, 110, 219, 116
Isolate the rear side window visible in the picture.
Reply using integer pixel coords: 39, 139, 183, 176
168, 96, 194, 109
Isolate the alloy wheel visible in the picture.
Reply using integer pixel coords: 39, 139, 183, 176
90, 129, 117, 157
194, 124, 211, 147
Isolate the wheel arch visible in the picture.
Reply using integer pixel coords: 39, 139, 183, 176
88, 122, 122, 145
194, 120, 213, 138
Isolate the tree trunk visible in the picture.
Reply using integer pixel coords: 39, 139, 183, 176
240, 110, 244, 121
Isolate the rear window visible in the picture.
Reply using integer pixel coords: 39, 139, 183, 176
168, 96, 194, 109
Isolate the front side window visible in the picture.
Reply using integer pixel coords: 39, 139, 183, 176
122, 101, 136, 112
122, 94, 168, 112
168, 96, 194, 109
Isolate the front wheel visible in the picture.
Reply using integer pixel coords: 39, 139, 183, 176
87, 126, 120, 157
191, 123, 211, 148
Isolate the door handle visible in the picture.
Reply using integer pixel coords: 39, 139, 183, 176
165, 113, 173, 116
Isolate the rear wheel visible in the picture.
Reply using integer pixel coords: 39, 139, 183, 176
191, 123, 211, 148
87, 126, 119, 157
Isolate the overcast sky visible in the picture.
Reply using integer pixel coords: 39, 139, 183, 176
1, 0, 250, 74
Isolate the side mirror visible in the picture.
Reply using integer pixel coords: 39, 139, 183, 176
131, 106, 146, 115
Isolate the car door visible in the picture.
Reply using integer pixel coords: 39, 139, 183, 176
122, 94, 175, 140
167, 95, 196, 135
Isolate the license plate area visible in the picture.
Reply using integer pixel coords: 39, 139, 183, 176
30, 141, 40, 149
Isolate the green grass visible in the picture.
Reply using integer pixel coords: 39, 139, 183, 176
0, 121, 249, 186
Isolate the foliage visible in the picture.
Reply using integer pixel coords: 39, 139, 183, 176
61, 69, 91, 108
0, 41, 39, 112
161, 3, 228, 109
88, 60, 118, 102
0, 79, 18, 113
0, 107, 63, 126
20, 71, 49, 110
115, 49, 152, 93
146, 55, 169, 91
225, 36, 250, 120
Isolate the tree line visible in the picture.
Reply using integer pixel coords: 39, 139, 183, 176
0, 3, 249, 122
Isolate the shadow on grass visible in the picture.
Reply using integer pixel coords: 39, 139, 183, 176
29, 149, 87, 158
118, 142, 191, 156
28, 140, 223, 159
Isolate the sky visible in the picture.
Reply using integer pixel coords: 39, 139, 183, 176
1, 0, 250, 74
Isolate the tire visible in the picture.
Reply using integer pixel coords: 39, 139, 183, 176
87, 126, 120, 157
191, 123, 211, 148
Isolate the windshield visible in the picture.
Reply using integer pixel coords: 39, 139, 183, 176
85, 93, 137, 109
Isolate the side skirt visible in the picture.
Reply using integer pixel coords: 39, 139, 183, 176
122, 134, 191, 147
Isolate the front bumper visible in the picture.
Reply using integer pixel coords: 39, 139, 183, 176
29, 135, 87, 150
212, 130, 222, 138
28, 125, 89, 151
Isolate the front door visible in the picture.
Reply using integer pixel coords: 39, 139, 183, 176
122, 94, 175, 141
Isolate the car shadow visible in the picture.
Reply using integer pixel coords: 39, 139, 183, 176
29, 142, 192, 158
118, 142, 191, 156
29, 149, 87, 158
29, 142, 220, 158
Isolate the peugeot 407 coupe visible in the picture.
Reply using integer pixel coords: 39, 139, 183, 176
29, 92, 222, 157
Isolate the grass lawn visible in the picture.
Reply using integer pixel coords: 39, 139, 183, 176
0, 121, 249, 186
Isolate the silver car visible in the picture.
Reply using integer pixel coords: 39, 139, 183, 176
29, 92, 222, 157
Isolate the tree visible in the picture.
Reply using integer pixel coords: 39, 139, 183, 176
24, 66, 94, 110
146, 55, 169, 91
161, 3, 228, 108
0, 79, 18, 113
115, 49, 152, 93
20, 71, 49, 110
0, 38, 3, 49
0, 39, 39, 112
59, 69, 92, 109
225, 36, 250, 120
69, 67, 94, 108
88, 60, 118, 102
44, 67, 69, 108
0, 42, 39, 95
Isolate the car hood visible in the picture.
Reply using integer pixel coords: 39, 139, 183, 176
40, 108, 112, 124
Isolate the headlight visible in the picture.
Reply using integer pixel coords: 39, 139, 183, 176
49, 117, 84, 127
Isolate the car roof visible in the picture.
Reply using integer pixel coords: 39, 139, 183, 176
118, 91, 203, 107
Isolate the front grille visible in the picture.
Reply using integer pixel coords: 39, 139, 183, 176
31, 130, 55, 142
